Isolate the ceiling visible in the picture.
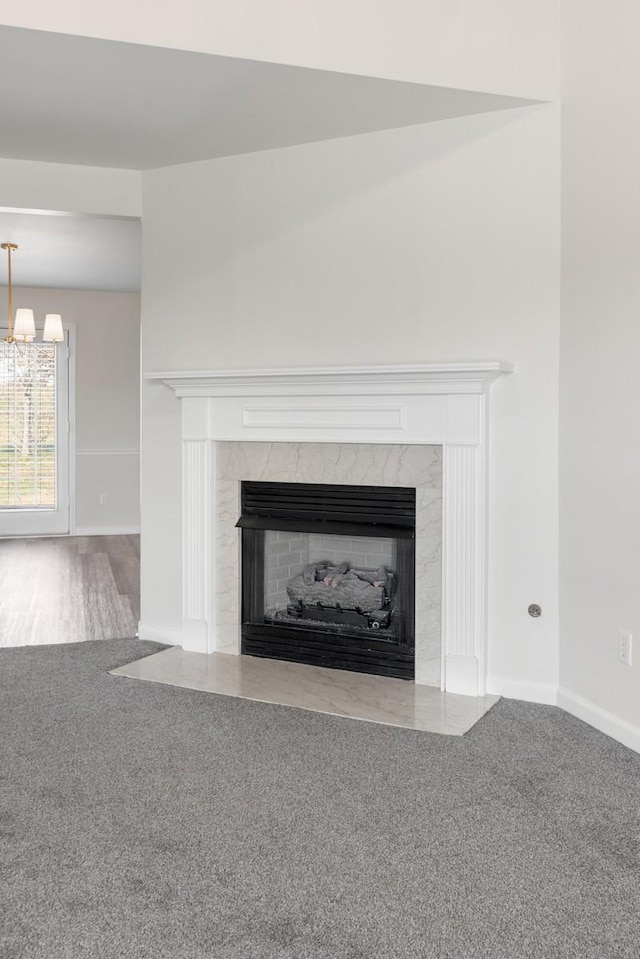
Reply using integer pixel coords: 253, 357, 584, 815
0, 211, 141, 292
0, 26, 532, 171
0, 25, 534, 292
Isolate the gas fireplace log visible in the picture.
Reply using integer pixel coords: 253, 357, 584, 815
288, 562, 393, 614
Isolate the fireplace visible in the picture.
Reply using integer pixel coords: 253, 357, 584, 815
149, 362, 511, 696
237, 481, 416, 678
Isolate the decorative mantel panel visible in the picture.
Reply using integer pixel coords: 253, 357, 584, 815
148, 363, 512, 697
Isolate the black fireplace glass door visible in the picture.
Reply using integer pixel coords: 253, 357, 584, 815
238, 481, 416, 678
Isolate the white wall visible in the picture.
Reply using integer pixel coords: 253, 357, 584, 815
12, 288, 140, 533
141, 105, 561, 693
559, 0, 640, 746
0, 1, 558, 101
0, 158, 141, 217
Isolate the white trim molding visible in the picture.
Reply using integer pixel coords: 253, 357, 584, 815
487, 677, 559, 706
76, 449, 140, 456
74, 525, 141, 536
558, 687, 640, 755
149, 362, 512, 697
137, 622, 182, 646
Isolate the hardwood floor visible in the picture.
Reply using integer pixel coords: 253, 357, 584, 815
0, 535, 140, 647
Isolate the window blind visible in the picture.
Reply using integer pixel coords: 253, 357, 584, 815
0, 342, 57, 510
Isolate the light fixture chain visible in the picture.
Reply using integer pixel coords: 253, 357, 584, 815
1, 242, 18, 341
7, 244, 13, 340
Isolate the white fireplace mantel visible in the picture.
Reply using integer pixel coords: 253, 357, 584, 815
147, 361, 510, 397
148, 362, 512, 698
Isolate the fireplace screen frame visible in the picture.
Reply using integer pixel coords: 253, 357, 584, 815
238, 481, 416, 679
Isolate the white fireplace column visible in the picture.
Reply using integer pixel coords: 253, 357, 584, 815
150, 363, 511, 698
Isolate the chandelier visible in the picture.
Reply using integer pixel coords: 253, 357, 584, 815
2, 242, 63, 345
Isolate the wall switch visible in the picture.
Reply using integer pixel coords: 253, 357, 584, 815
618, 629, 633, 667
99, 493, 108, 506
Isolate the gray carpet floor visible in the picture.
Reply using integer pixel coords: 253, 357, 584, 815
1, 640, 640, 959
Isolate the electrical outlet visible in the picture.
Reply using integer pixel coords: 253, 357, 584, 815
618, 629, 633, 667
99, 493, 108, 506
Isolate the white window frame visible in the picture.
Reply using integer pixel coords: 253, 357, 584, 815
0, 323, 75, 537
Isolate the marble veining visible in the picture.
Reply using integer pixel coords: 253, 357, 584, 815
112, 647, 498, 735
214, 479, 241, 651
216, 442, 442, 489
214, 442, 443, 684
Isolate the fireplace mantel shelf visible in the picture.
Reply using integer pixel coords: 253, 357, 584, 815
147, 362, 513, 397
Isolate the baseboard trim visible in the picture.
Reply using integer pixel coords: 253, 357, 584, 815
73, 525, 141, 536
137, 622, 182, 647
487, 676, 558, 705
557, 687, 640, 755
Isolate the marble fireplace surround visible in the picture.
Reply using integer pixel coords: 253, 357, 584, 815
217, 442, 442, 685
150, 363, 511, 698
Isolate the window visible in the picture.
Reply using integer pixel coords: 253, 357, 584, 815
0, 343, 57, 509
0, 336, 69, 536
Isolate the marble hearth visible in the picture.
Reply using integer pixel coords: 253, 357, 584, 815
148, 363, 511, 698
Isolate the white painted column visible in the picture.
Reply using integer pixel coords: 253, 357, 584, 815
181, 398, 214, 653
442, 426, 487, 696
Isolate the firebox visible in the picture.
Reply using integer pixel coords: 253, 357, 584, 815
236, 481, 416, 678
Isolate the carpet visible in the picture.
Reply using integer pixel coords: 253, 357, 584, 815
1, 639, 639, 959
